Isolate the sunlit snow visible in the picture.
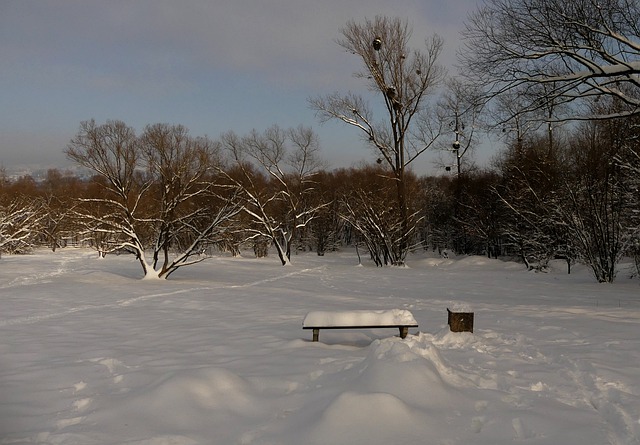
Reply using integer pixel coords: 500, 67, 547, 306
0, 248, 639, 444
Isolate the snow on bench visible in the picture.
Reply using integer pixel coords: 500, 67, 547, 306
302, 309, 418, 342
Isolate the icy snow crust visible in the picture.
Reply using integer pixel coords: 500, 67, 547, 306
0, 249, 639, 445
303, 309, 417, 327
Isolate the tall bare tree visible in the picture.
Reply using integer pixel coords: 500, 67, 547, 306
310, 16, 445, 264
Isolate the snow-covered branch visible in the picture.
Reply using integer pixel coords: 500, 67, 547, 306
220, 126, 328, 265
461, 0, 640, 121
0, 197, 46, 256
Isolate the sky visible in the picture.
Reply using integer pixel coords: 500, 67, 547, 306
1, 0, 484, 176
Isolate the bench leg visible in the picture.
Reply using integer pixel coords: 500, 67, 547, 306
399, 326, 409, 339
312, 329, 319, 342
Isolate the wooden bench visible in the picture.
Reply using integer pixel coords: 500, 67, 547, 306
302, 309, 418, 342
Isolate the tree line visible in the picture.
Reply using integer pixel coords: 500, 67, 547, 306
2, 0, 640, 283
1, 108, 638, 282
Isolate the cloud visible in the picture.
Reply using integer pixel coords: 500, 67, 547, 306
0, 0, 481, 173
2, 0, 471, 92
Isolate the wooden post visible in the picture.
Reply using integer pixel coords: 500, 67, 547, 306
447, 308, 474, 333
312, 329, 319, 342
399, 326, 409, 338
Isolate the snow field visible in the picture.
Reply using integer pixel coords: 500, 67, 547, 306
0, 249, 639, 444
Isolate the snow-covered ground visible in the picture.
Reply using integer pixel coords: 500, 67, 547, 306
1, 248, 639, 445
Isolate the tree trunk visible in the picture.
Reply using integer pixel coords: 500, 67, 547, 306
273, 240, 291, 266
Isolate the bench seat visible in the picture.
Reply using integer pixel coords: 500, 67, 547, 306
302, 309, 418, 342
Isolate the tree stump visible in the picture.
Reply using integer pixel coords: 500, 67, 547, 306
447, 308, 474, 333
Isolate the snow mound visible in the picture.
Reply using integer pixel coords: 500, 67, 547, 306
303, 309, 417, 327
134, 367, 259, 415
356, 339, 457, 403
95, 367, 262, 441
307, 391, 422, 444
288, 335, 507, 444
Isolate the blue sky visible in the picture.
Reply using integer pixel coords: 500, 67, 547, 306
1, 0, 483, 175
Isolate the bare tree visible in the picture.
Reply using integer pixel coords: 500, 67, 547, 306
220, 125, 328, 265
491, 93, 638, 281
435, 78, 486, 252
67, 120, 240, 279
620, 147, 640, 277
67, 120, 154, 265
437, 78, 484, 176
139, 123, 240, 276
460, 0, 640, 121
0, 197, 45, 256
39, 169, 83, 251
493, 147, 561, 271
556, 101, 640, 282
310, 16, 445, 264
